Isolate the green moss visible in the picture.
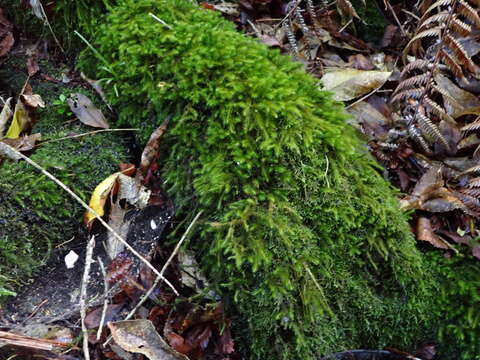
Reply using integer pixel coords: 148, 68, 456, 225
0, 125, 129, 301
425, 252, 480, 359
68, 1, 442, 358
351, 0, 389, 44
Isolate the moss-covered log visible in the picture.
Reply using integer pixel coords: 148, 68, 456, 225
71, 1, 439, 358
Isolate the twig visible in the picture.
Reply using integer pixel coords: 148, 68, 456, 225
96, 257, 109, 341
0, 142, 179, 296
103, 211, 203, 347
338, 19, 353, 33
36, 0, 65, 53
149, 12, 173, 30
247, 20, 262, 38
36, 128, 139, 147
273, 0, 303, 31
80, 235, 96, 360
383, 0, 407, 37
0, 331, 68, 351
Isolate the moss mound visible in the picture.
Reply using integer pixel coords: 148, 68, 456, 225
69, 0, 441, 358
5, 0, 478, 357
0, 123, 129, 299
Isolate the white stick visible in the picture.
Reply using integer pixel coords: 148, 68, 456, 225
80, 236, 96, 360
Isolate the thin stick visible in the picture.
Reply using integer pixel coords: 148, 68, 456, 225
96, 257, 109, 341
383, 0, 407, 37
0, 142, 179, 296
103, 211, 203, 347
133, 211, 203, 313
36, 128, 139, 147
149, 12, 173, 30
80, 235, 96, 360
36, 0, 65, 53
273, 0, 303, 30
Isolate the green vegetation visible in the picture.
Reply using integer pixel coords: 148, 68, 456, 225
0, 62, 130, 299
0, 124, 129, 298
2, 0, 478, 358
73, 0, 440, 357
427, 252, 480, 359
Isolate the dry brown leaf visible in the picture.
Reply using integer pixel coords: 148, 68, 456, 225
21, 94, 45, 108
322, 68, 392, 101
26, 55, 40, 76
417, 217, 450, 249
140, 117, 170, 178
108, 320, 188, 360
435, 73, 480, 118
1, 133, 41, 152
67, 93, 110, 129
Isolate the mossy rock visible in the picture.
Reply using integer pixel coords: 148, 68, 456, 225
70, 0, 440, 358
0, 101, 130, 300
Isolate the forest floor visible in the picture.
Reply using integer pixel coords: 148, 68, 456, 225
0, 1, 479, 359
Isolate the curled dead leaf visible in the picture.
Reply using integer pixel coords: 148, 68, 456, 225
108, 319, 188, 360
417, 217, 450, 249
67, 93, 110, 129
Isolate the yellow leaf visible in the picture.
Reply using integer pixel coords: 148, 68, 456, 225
5, 101, 28, 139
84, 172, 120, 226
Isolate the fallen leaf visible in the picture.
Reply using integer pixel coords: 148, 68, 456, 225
84, 172, 120, 226
322, 68, 392, 101
417, 217, 450, 249
108, 320, 188, 360
435, 73, 480, 118
67, 93, 110, 129
85, 304, 124, 329
140, 117, 170, 180
0, 97, 13, 136
5, 100, 30, 139
21, 94, 45, 108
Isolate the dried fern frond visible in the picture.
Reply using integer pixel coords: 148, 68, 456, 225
394, 73, 431, 93
454, 191, 480, 213
444, 33, 477, 72
408, 123, 432, 152
419, 11, 451, 30
421, 0, 455, 21
467, 176, 480, 187
462, 116, 480, 131
417, 112, 450, 149
424, 96, 457, 124
391, 87, 426, 103
450, 17, 472, 36
404, 27, 443, 55
460, 188, 480, 197
432, 84, 462, 107
440, 49, 465, 78
400, 59, 431, 78
458, 0, 480, 26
